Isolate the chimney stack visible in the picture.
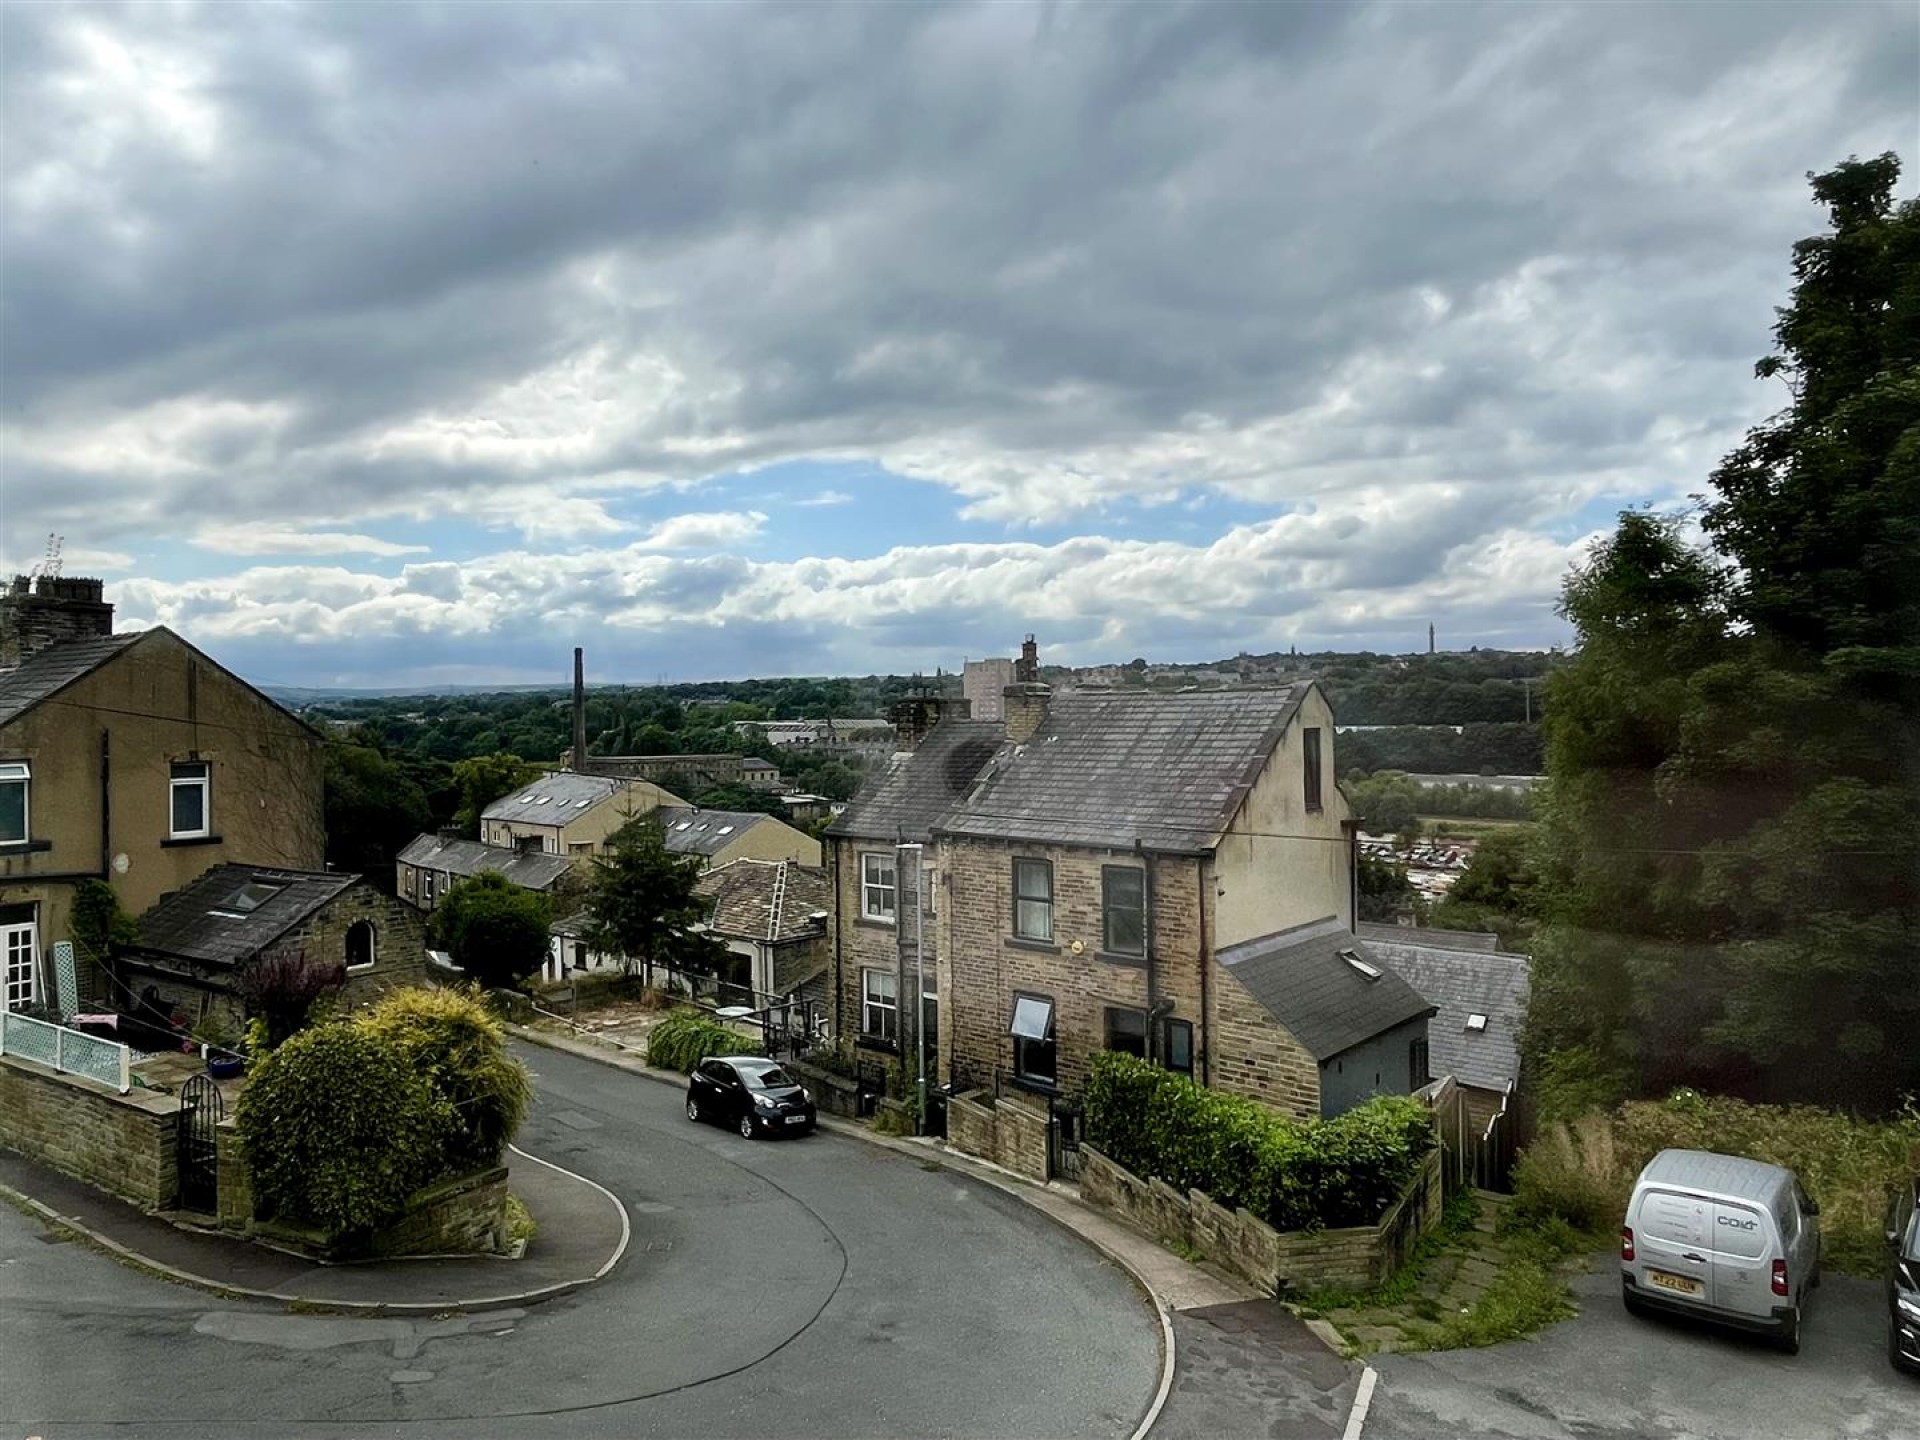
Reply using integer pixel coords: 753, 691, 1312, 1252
1003, 682, 1051, 745
572, 648, 588, 772
887, 694, 973, 752
1015, 633, 1039, 684
0, 575, 113, 668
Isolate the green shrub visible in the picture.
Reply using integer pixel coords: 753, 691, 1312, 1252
1512, 1091, 1920, 1276
237, 1023, 454, 1233
1083, 1053, 1435, 1230
646, 1010, 759, 1073
357, 985, 532, 1169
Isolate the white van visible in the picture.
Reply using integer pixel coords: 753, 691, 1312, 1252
1621, 1149, 1822, 1353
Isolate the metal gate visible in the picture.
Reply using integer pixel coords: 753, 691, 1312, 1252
177, 1073, 223, 1212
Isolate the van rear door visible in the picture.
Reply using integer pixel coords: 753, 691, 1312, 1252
1710, 1200, 1773, 1318
1636, 1188, 1713, 1302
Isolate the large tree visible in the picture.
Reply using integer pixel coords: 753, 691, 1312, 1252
450, 752, 539, 837
431, 872, 553, 990
1531, 156, 1919, 1111
323, 738, 434, 880
578, 817, 728, 977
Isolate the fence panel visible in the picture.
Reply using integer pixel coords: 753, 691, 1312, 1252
0, 1011, 132, 1093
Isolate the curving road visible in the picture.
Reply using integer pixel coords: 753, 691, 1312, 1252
0, 1042, 1161, 1439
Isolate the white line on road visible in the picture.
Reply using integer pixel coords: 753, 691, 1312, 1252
1342, 1364, 1378, 1440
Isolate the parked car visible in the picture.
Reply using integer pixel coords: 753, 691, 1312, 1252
686, 1055, 817, 1139
1889, 1176, 1920, 1375
1620, 1148, 1821, 1354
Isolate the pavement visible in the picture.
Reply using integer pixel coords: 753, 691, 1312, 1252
1365, 1256, 1920, 1439
0, 1140, 628, 1310
0, 1037, 1165, 1438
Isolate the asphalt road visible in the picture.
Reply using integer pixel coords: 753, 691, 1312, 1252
0, 1041, 1161, 1439
1367, 1257, 1919, 1440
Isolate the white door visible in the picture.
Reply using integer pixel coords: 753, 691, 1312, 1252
2, 923, 37, 1012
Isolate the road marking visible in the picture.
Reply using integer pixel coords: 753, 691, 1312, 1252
506, 1144, 632, 1283
1342, 1364, 1378, 1440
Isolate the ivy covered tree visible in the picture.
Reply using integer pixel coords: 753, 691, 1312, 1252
1530, 156, 1919, 1111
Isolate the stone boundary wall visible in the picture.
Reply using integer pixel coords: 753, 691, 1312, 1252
947, 1088, 1049, 1181
230, 1145, 512, 1261
1081, 1143, 1444, 1295
0, 1053, 179, 1210
785, 1057, 863, 1119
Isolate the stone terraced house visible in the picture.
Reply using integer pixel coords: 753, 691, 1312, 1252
826, 675, 1439, 1176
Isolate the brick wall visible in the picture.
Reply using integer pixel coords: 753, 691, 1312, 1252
0, 1054, 179, 1210
830, 836, 910, 1055
1081, 1144, 1445, 1296
1208, 960, 1322, 1119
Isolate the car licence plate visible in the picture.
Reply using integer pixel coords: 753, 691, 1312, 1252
1647, 1269, 1702, 1296
785, 1115, 808, 1125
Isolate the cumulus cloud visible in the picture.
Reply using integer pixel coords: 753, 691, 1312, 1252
3, 1, 1911, 682
192, 525, 429, 558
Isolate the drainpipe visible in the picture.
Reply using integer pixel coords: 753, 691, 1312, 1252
829, 842, 844, 1041
100, 728, 112, 880
1197, 861, 1211, 1087
1137, 839, 1157, 1065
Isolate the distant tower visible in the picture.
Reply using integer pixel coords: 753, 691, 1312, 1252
1428, 623, 1435, 655
1015, 634, 1039, 684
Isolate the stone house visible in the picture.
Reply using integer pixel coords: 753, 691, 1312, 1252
738, 757, 783, 791
480, 770, 683, 856
1360, 922, 1530, 1131
694, 858, 831, 1011
394, 832, 578, 914
114, 863, 428, 1037
932, 682, 1433, 1121
823, 704, 1003, 1076
658, 806, 822, 869
0, 575, 324, 1013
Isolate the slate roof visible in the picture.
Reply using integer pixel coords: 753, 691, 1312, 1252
657, 807, 778, 856
482, 771, 632, 825
1358, 921, 1498, 954
937, 687, 1309, 852
697, 859, 831, 943
1360, 930, 1530, 1091
1217, 916, 1436, 1063
395, 833, 575, 890
129, 863, 360, 967
0, 632, 144, 727
827, 719, 1005, 843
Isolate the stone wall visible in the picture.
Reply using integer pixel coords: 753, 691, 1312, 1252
0, 1053, 179, 1210
220, 1127, 510, 1260
938, 839, 1208, 1096
946, 1088, 1050, 1182
287, 881, 429, 1008
1208, 958, 1322, 1118
1080, 1143, 1445, 1296
785, 1056, 864, 1119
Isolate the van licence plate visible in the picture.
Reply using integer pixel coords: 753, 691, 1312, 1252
1647, 1270, 1702, 1297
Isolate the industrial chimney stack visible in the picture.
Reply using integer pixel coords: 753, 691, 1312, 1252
572, 648, 588, 772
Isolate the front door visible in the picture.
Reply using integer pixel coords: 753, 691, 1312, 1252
1, 919, 36, 1012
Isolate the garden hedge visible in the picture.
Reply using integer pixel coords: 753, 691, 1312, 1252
237, 1022, 455, 1233
646, 1010, 761, 1073
357, 985, 532, 1170
1083, 1051, 1434, 1230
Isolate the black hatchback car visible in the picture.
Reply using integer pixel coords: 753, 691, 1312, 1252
686, 1055, 817, 1139
1890, 1176, 1920, 1375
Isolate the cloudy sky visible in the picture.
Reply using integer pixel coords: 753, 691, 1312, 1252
2, 1, 1913, 690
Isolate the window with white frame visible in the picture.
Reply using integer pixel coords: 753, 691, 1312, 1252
0, 763, 27, 845
1013, 858, 1054, 942
1, 915, 36, 1012
169, 760, 211, 839
861, 967, 898, 1043
861, 852, 896, 923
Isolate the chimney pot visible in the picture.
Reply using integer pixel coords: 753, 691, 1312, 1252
0, 573, 114, 668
